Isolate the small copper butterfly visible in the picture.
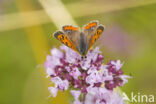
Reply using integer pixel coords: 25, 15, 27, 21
53, 20, 104, 58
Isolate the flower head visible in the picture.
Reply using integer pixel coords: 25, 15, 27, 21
44, 45, 130, 104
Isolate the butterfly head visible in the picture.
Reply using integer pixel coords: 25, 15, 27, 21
81, 56, 87, 60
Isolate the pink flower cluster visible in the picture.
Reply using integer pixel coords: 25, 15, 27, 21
44, 45, 130, 104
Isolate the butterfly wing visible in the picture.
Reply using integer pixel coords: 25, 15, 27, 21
83, 20, 104, 52
53, 31, 78, 52
62, 25, 82, 54
88, 25, 104, 49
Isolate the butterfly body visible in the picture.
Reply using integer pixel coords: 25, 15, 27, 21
53, 20, 104, 57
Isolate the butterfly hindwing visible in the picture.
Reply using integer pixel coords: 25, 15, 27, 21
53, 31, 78, 52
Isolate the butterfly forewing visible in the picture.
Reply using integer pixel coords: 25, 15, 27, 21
62, 25, 81, 53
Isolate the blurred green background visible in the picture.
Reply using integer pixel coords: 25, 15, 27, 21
0, 0, 156, 104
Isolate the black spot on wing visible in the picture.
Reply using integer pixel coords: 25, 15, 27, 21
53, 31, 64, 40
62, 35, 64, 40
94, 38, 97, 41
65, 42, 68, 46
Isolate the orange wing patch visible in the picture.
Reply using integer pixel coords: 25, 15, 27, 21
54, 31, 78, 52
88, 25, 104, 49
63, 26, 79, 31
83, 22, 97, 30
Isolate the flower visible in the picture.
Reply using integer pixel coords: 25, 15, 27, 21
44, 45, 131, 104
70, 67, 81, 79
48, 87, 58, 97
111, 60, 123, 71
51, 77, 69, 91
119, 75, 132, 86
71, 90, 81, 100
86, 87, 125, 104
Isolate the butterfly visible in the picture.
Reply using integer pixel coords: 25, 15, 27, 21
53, 20, 104, 58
